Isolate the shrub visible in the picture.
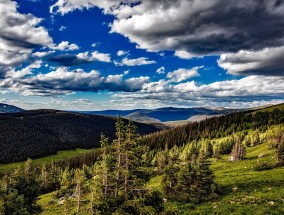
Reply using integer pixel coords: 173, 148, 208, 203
254, 160, 273, 171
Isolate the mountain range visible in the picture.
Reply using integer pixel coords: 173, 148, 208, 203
81, 107, 240, 123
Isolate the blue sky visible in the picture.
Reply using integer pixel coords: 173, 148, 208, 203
0, 0, 283, 110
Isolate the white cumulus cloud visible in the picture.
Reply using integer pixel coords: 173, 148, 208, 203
156, 66, 165, 74
167, 67, 202, 83
115, 57, 156, 66
53, 41, 79, 51
0, 0, 52, 70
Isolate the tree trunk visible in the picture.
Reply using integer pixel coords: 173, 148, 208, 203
77, 183, 81, 215
90, 190, 94, 214
124, 154, 129, 201
115, 128, 121, 199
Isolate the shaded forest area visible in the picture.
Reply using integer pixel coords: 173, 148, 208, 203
0, 110, 160, 163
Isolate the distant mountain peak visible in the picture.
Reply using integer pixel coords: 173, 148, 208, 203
125, 112, 161, 123
0, 103, 23, 113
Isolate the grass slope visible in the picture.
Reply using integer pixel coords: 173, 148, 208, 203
147, 141, 284, 214
253, 103, 284, 113
0, 148, 95, 172
38, 192, 92, 215
37, 136, 284, 214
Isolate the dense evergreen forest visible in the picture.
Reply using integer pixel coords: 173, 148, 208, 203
0, 106, 284, 214
0, 110, 160, 164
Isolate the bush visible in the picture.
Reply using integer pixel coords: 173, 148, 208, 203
118, 199, 156, 215
254, 160, 273, 171
144, 189, 164, 213
162, 204, 181, 215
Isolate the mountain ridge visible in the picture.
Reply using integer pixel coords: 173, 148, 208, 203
0, 103, 23, 113
80, 106, 242, 123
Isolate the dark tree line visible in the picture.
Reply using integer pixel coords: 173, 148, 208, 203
0, 110, 160, 163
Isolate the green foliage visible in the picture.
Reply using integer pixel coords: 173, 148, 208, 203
116, 198, 156, 215
162, 154, 217, 203
266, 126, 284, 166
146, 135, 284, 214
144, 189, 164, 213
230, 136, 246, 161
86, 118, 165, 214
0, 159, 41, 214
2, 188, 29, 215
254, 159, 274, 171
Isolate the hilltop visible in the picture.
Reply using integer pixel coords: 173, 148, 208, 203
0, 109, 160, 164
252, 102, 284, 113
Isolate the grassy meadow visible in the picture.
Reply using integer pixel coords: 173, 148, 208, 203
36, 127, 284, 214
0, 148, 95, 172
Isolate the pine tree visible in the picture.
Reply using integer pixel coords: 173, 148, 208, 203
40, 163, 48, 191
90, 118, 162, 214
100, 133, 111, 196
274, 132, 284, 165
120, 120, 145, 201
0, 195, 4, 215
24, 158, 32, 178
230, 135, 246, 161
213, 144, 220, 160
3, 160, 41, 214
63, 197, 72, 215
162, 149, 217, 203
2, 188, 29, 215
113, 117, 125, 199
162, 164, 180, 200
275, 141, 284, 165
74, 169, 85, 215
90, 164, 108, 214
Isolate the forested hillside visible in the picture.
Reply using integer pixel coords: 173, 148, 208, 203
144, 108, 284, 150
0, 110, 160, 163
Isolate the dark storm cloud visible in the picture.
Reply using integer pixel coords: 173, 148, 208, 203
107, 0, 284, 55
47, 55, 93, 66
51, 0, 284, 76
0, 0, 52, 71
218, 46, 284, 76
111, 0, 284, 76
1, 67, 150, 96
48, 51, 111, 66
51, 0, 284, 54
0, 35, 42, 49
